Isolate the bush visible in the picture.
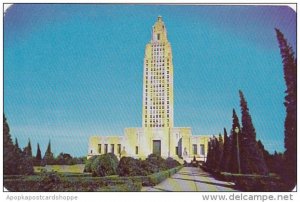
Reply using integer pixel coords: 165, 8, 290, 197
98, 180, 142, 192
117, 157, 142, 176
165, 157, 180, 169
139, 160, 160, 175
84, 156, 97, 173
91, 153, 119, 177
146, 154, 168, 170
147, 170, 170, 186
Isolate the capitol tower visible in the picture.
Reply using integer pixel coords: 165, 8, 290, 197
142, 16, 174, 128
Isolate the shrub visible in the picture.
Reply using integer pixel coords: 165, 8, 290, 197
147, 170, 170, 186
84, 156, 97, 173
117, 157, 142, 176
90, 153, 119, 177
146, 154, 167, 170
165, 157, 180, 169
98, 180, 142, 192
139, 160, 160, 175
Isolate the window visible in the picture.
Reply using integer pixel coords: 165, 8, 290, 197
200, 144, 205, 155
136, 146, 139, 155
111, 144, 114, 154
157, 34, 160, 40
118, 144, 121, 154
98, 144, 101, 154
175, 147, 179, 155
104, 144, 108, 154
193, 144, 197, 155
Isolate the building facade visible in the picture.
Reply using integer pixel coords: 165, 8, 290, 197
88, 16, 211, 163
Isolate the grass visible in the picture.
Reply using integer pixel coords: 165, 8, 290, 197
34, 164, 85, 173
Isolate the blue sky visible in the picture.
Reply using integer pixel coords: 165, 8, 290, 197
4, 4, 296, 157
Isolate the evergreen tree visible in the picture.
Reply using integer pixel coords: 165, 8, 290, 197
3, 114, 19, 175
205, 138, 213, 169
228, 109, 241, 174
216, 133, 224, 171
42, 141, 54, 165
23, 139, 32, 157
15, 138, 22, 154
212, 136, 219, 170
275, 28, 297, 189
239, 90, 268, 175
220, 128, 231, 172
15, 138, 19, 149
35, 143, 42, 166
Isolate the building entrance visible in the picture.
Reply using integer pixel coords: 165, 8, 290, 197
153, 140, 161, 156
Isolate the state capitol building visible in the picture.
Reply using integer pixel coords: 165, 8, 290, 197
88, 16, 211, 163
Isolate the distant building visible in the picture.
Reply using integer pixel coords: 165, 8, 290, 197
88, 16, 211, 163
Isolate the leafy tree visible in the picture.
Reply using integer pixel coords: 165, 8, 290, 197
239, 90, 268, 175
228, 109, 241, 174
56, 153, 73, 165
42, 141, 55, 165
275, 28, 297, 189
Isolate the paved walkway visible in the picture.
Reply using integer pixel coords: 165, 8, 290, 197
141, 167, 238, 191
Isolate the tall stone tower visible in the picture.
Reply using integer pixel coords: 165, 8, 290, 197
142, 16, 174, 128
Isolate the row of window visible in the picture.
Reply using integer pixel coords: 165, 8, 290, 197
97, 144, 121, 155
145, 124, 168, 127
95, 144, 140, 155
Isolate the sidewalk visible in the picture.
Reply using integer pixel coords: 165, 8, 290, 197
141, 167, 238, 191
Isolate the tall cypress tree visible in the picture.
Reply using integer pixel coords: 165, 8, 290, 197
216, 133, 224, 171
275, 28, 296, 189
239, 90, 268, 175
3, 114, 19, 175
228, 109, 241, 174
206, 138, 213, 169
35, 143, 42, 166
15, 138, 22, 154
23, 139, 32, 157
220, 128, 231, 172
42, 141, 54, 165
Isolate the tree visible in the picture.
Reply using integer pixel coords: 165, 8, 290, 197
220, 128, 231, 172
56, 153, 73, 165
23, 139, 32, 157
239, 90, 268, 175
228, 109, 242, 174
216, 133, 224, 171
3, 114, 19, 175
205, 138, 213, 169
42, 141, 55, 165
3, 114, 33, 175
35, 143, 42, 166
275, 28, 297, 189
15, 138, 22, 154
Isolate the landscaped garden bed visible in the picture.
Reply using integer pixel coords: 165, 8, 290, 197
4, 153, 183, 192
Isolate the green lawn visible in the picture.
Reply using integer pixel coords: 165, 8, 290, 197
34, 164, 85, 173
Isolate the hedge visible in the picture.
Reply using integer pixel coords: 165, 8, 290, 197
4, 165, 183, 191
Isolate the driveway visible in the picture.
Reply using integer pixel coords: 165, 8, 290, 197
141, 167, 238, 191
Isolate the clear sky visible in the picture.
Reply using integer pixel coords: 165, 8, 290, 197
4, 4, 296, 157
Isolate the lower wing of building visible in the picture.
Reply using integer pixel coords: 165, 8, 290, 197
88, 127, 210, 163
